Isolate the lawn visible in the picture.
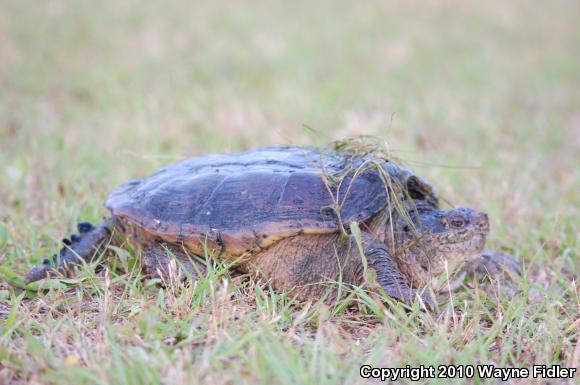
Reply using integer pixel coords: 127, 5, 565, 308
0, 1, 578, 384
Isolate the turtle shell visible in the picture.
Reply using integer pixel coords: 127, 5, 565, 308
105, 146, 438, 259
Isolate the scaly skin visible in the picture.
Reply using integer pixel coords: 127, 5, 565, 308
24, 221, 111, 284
386, 206, 490, 289
24, 206, 495, 308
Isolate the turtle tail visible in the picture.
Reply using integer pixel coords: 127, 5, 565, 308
24, 220, 112, 284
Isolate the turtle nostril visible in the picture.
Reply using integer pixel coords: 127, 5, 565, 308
475, 212, 489, 229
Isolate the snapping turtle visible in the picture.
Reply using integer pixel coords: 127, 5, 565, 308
25, 144, 519, 305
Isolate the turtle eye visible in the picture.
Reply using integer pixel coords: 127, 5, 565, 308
450, 219, 465, 228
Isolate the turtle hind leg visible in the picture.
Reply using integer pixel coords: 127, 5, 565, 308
141, 242, 206, 282
24, 220, 112, 283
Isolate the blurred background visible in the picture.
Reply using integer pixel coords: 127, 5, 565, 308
0, 2, 578, 383
0, 0, 578, 264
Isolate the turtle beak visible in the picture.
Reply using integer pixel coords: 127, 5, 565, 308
473, 212, 489, 232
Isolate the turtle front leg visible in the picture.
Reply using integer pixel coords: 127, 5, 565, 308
473, 248, 522, 278
360, 234, 433, 308
239, 232, 430, 307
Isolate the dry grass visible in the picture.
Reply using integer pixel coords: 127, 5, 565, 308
0, 0, 579, 384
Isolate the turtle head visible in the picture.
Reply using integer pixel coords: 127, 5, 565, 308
391, 204, 489, 286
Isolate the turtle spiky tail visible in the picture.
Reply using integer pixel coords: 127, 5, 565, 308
24, 220, 112, 284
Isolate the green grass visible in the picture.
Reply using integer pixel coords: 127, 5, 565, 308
0, 0, 578, 384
